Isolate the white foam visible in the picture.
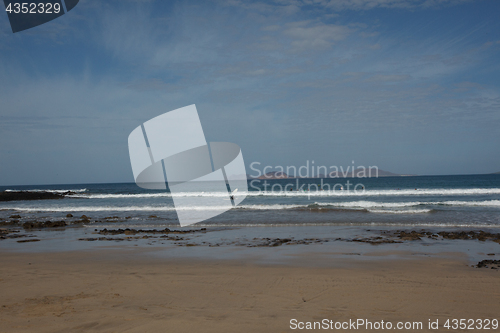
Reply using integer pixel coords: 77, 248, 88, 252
71, 188, 500, 199
3, 200, 499, 213
248, 188, 500, 197
0, 204, 303, 212
72, 192, 232, 199
2, 206, 176, 212
439, 200, 500, 207
4, 188, 87, 193
367, 209, 433, 214
236, 204, 303, 210
356, 188, 500, 197
314, 200, 500, 209
313, 201, 423, 208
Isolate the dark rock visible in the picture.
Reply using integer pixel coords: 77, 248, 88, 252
78, 237, 125, 241
392, 230, 500, 243
0, 220, 20, 226
17, 239, 40, 243
270, 238, 292, 246
248, 237, 323, 247
97, 228, 205, 235
9, 214, 21, 219
22, 221, 67, 229
352, 237, 403, 245
66, 214, 73, 217
0, 191, 65, 201
396, 231, 423, 241
476, 259, 500, 269
73, 215, 91, 224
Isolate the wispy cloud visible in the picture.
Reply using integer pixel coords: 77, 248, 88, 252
251, 0, 475, 11
284, 20, 352, 50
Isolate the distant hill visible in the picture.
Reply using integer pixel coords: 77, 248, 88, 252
256, 171, 288, 179
327, 168, 409, 178
249, 169, 414, 179
493, 172, 500, 174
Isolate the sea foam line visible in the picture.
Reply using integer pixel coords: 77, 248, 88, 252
312, 200, 500, 208
4, 188, 87, 193
70, 188, 500, 199
3, 200, 500, 213
0, 204, 301, 212
366, 208, 434, 214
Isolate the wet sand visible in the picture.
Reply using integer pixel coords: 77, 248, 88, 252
0, 249, 499, 333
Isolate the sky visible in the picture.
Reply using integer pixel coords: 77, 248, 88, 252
0, 0, 499, 186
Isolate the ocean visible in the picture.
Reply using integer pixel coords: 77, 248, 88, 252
1, 174, 500, 229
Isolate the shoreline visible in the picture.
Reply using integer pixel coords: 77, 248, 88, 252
1, 224, 499, 264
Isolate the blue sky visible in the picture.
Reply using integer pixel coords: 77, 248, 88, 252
0, 0, 499, 185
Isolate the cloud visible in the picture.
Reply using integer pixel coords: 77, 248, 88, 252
284, 21, 352, 50
221, 0, 300, 16
267, 0, 473, 11
126, 78, 181, 92
261, 25, 281, 32
453, 81, 484, 93
484, 40, 500, 48
364, 74, 411, 82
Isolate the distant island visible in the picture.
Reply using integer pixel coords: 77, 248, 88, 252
248, 169, 414, 179
493, 172, 500, 174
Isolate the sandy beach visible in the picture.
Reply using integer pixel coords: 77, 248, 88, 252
1, 246, 499, 333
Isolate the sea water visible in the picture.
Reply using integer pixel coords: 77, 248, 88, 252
1, 174, 500, 229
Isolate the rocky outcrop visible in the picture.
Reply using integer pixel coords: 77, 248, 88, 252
17, 239, 40, 243
391, 230, 500, 242
22, 221, 67, 229
0, 191, 66, 201
97, 228, 206, 235
476, 260, 500, 269
0, 220, 20, 226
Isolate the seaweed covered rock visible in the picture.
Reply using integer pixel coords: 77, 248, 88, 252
22, 221, 67, 229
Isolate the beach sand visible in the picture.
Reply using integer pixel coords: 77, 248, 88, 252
1, 249, 499, 332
